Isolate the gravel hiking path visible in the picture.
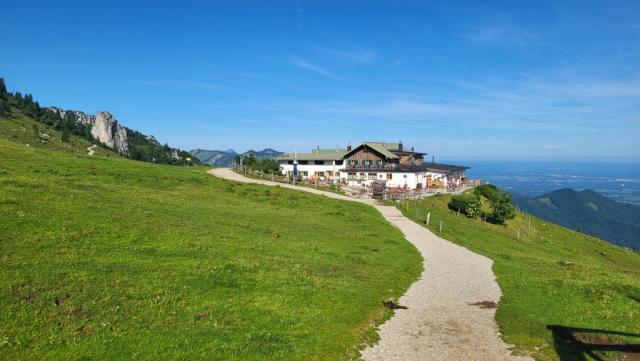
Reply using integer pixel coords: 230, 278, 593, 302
86, 144, 97, 156
208, 168, 533, 361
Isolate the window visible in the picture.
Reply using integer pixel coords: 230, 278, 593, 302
335, 160, 343, 165
314, 160, 324, 165
353, 160, 359, 166
375, 160, 381, 166
348, 172, 357, 179
299, 160, 308, 165
288, 160, 293, 164
368, 173, 377, 179
386, 173, 392, 180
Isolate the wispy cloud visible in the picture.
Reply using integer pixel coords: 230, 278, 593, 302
252, 73, 640, 137
291, 58, 338, 78
142, 80, 230, 91
459, 24, 543, 47
542, 144, 567, 150
314, 46, 377, 64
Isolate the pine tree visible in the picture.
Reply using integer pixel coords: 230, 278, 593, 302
0, 98, 9, 116
0, 78, 7, 97
61, 128, 71, 142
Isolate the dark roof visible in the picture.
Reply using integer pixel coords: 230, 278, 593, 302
343, 162, 469, 173
422, 163, 469, 173
343, 143, 399, 159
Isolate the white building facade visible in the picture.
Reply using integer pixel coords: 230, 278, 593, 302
274, 142, 468, 190
275, 148, 347, 181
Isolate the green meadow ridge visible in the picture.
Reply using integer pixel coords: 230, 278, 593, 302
398, 194, 640, 361
0, 111, 422, 360
1, 101, 640, 361
512, 189, 640, 251
0, 78, 195, 166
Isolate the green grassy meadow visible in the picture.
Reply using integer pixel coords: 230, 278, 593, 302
0, 114, 422, 360
399, 195, 640, 361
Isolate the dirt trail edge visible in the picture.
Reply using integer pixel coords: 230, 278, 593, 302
208, 168, 533, 361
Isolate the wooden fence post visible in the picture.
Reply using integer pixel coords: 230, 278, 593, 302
426, 212, 431, 226
439, 220, 443, 233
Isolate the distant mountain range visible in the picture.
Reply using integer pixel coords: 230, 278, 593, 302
512, 189, 640, 251
190, 148, 283, 166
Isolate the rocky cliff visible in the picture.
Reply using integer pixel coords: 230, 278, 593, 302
91, 111, 128, 155
50, 107, 129, 155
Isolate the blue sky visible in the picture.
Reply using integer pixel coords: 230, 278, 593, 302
2, 0, 639, 160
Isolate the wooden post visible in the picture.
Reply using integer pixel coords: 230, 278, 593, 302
426, 212, 431, 226
456, 207, 460, 217
439, 220, 443, 233
415, 206, 419, 218
528, 217, 531, 233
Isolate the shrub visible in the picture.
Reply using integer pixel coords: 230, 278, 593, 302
448, 193, 483, 219
489, 200, 516, 224
474, 184, 499, 201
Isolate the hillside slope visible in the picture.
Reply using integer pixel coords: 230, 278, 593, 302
401, 195, 640, 361
0, 124, 421, 360
0, 110, 116, 157
512, 189, 640, 250
0, 78, 195, 166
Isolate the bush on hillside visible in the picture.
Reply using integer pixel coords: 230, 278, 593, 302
448, 193, 483, 219
489, 200, 516, 224
473, 184, 516, 224
474, 184, 502, 201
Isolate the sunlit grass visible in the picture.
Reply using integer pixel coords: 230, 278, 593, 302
399, 195, 640, 360
0, 115, 422, 360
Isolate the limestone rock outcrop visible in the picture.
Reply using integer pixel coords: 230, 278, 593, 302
92, 111, 128, 155
50, 107, 129, 155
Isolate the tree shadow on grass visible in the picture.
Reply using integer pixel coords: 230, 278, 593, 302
547, 325, 640, 361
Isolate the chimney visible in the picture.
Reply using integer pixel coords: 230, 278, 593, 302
347, 143, 352, 151
432, 155, 435, 164
399, 141, 403, 152
411, 146, 414, 153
